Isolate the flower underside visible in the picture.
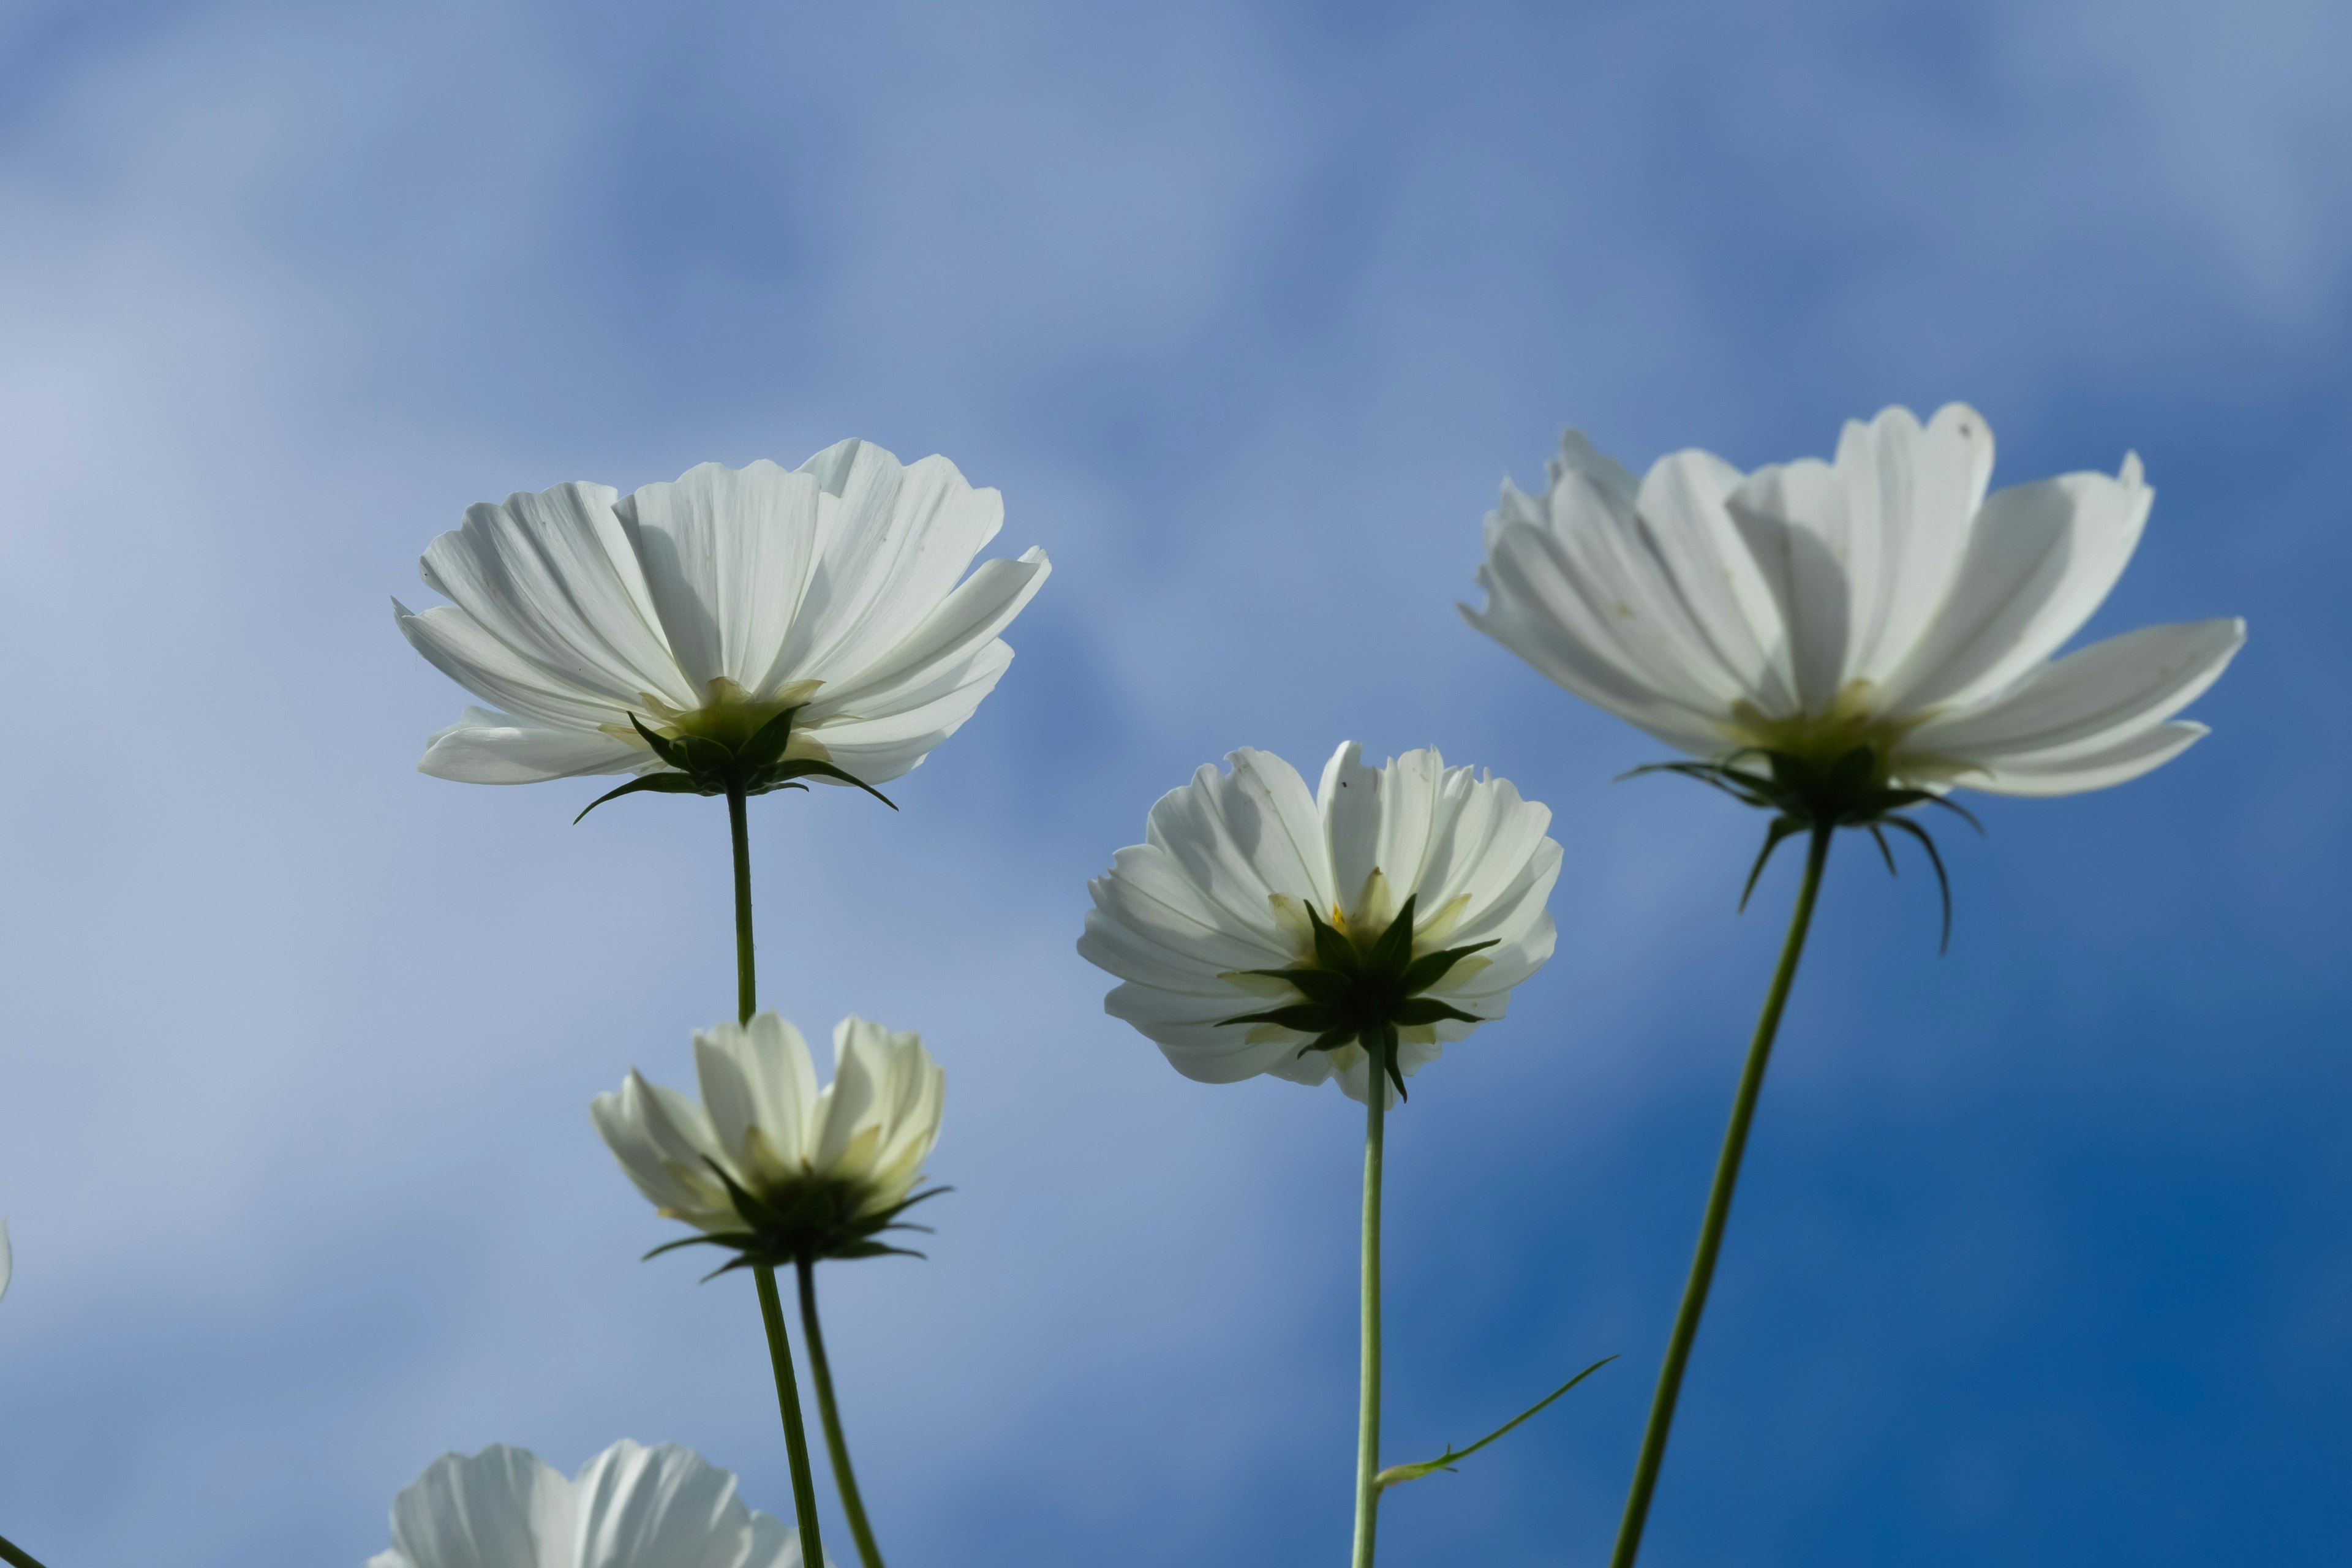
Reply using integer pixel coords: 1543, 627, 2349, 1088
1217, 893, 1496, 1100
645, 1163, 948, 1280
574, 683, 897, 823
1628, 741, 1983, 951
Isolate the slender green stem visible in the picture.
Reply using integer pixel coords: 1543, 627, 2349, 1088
728, 794, 824, 1562
0, 1531, 51, 1568
1351, 1032, 1390, 1568
755, 1264, 827, 1562
798, 1256, 888, 1568
728, 783, 756, 1025
1609, 824, 1833, 1568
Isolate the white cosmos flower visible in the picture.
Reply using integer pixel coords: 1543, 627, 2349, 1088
366, 1439, 819, 1568
593, 1013, 944, 1250
1077, 743, 1561, 1104
396, 440, 1050, 788
1463, 404, 2245, 797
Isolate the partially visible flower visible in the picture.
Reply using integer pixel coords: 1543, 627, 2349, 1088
593, 1013, 945, 1269
396, 440, 1050, 799
1463, 404, 2244, 801
367, 1439, 816, 1568
1077, 742, 1561, 1104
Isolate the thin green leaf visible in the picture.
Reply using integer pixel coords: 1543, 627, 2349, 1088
1374, 1355, 1618, 1490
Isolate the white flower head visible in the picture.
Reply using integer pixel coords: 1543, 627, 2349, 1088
366, 1439, 821, 1568
1078, 742, 1562, 1105
396, 439, 1050, 795
593, 1013, 945, 1267
1463, 404, 2244, 801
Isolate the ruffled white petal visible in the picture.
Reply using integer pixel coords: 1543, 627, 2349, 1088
570, 1441, 764, 1568
1726, 405, 1997, 702
618, 462, 826, 699
415, 706, 645, 784
781, 448, 1009, 687
1880, 454, 2154, 715
419, 483, 691, 710
1146, 751, 1336, 946
376, 1441, 802, 1568
1460, 436, 1749, 753
1904, 619, 2244, 793
386, 1444, 575, 1568
590, 1074, 734, 1232
695, 1015, 821, 1183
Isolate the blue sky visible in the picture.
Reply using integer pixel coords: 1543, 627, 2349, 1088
0, 1, 2345, 1563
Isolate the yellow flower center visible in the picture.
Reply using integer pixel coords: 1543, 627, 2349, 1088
1726, 681, 1926, 782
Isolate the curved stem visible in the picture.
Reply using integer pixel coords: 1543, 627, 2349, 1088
1609, 824, 1833, 1568
1351, 1032, 1390, 1568
0, 1531, 51, 1568
728, 782, 756, 1025
728, 793, 824, 1562
755, 1264, 827, 1564
798, 1257, 888, 1568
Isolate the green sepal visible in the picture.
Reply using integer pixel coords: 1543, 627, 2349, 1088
1396, 938, 1499, 995
1630, 741, 1986, 951
579, 709, 895, 822
1304, 900, 1359, 974
1366, 893, 1419, 976
747, 758, 897, 811
1373, 1354, 1618, 1490
1219, 1003, 1335, 1033
737, 705, 810, 769
1392, 996, 1480, 1028
574, 771, 709, 823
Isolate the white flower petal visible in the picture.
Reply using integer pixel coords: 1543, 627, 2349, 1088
591, 1074, 734, 1231
1633, 447, 1796, 712
395, 601, 638, 733
695, 1015, 821, 1180
570, 1441, 756, 1568
416, 706, 645, 784
1147, 751, 1336, 943
804, 548, 1050, 717
802, 640, 1014, 788
1461, 440, 1746, 752
1905, 619, 2244, 788
1881, 454, 2154, 715
418, 483, 690, 710
1949, 720, 2210, 797
782, 449, 1008, 685
617, 462, 824, 698
386, 1444, 575, 1568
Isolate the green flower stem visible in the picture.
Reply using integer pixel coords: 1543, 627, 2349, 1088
1352, 1033, 1390, 1568
1610, 824, 1833, 1568
798, 1256, 888, 1568
729, 782, 757, 1024
0, 1531, 51, 1568
726, 788, 824, 1566
755, 1264, 829, 1564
